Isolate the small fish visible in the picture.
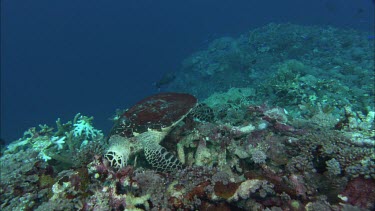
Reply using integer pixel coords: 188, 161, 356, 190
154, 72, 176, 89
355, 8, 364, 15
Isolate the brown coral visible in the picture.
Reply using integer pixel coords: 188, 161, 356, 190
214, 181, 240, 199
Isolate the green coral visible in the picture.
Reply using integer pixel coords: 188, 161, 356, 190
326, 158, 341, 176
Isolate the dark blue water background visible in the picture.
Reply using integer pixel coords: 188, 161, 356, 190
1, 0, 374, 143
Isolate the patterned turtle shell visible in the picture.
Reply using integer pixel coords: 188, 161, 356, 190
111, 92, 197, 137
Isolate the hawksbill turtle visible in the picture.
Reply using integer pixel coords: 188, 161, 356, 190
104, 92, 198, 172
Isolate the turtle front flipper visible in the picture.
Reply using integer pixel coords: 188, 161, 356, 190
141, 138, 183, 172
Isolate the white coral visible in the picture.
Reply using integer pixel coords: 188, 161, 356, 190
73, 117, 100, 139
50, 136, 66, 150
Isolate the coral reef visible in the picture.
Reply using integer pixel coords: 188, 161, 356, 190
1, 23, 374, 210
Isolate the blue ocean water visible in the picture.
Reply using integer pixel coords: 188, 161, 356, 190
1, 0, 374, 143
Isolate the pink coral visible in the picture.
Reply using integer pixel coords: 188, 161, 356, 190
341, 177, 375, 210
